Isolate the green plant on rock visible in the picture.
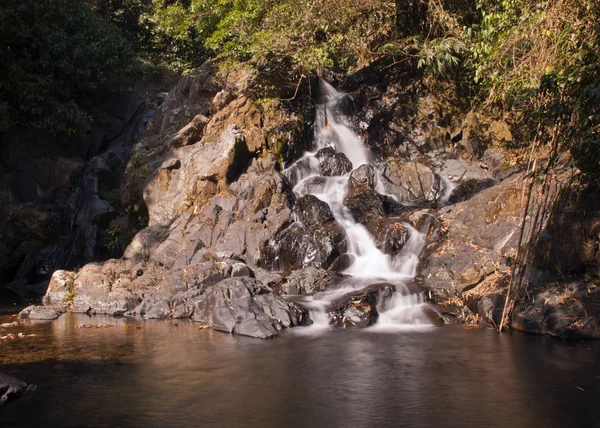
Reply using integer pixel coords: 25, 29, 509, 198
63, 291, 76, 303
106, 225, 122, 251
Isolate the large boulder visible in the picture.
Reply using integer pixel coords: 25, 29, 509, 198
418, 173, 532, 300
512, 284, 600, 339
18, 305, 65, 321
193, 277, 310, 338
378, 158, 442, 204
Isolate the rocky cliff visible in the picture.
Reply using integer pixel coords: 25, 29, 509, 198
13, 59, 600, 339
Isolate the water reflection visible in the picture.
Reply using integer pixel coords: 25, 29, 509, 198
0, 314, 599, 427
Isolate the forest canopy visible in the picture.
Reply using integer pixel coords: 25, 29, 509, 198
0, 0, 598, 181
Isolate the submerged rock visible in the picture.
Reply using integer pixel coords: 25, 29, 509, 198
0, 373, 35, 407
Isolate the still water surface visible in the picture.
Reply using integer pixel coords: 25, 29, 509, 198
1, 311, 599, 428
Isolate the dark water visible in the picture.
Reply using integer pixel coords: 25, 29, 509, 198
1, 312, 599, 428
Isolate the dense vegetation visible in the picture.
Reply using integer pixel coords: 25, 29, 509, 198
0, 0, 598, 181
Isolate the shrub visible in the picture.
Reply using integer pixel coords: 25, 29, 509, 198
0, 0, 135, 137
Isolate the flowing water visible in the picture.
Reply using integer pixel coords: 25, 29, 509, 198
284, 80, 437, 331
1, 313, 599, 428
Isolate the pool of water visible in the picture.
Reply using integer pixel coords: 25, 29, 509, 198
1, 311, 599, 427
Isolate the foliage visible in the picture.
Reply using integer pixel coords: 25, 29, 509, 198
0, 0, 134, 136
90, 0, 226, 71
205, 0, 396, 73
470, 0, 600, 182
105, 225, 122, 251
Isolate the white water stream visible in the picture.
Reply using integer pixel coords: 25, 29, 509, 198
285, 80, 438, 333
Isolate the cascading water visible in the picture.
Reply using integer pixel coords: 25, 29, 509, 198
285, 80, 440, 333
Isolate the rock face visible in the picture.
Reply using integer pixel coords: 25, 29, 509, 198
16, 62, 320, 338
143, 125, 251, 227
0, 88, 148, 301
11, 58, 600, 342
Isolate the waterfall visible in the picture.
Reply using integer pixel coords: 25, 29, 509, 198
285, 80, 436, 334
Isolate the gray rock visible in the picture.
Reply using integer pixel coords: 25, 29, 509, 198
18, 305, 65, 320
281, 267, 345, 295
193, 277, 309, 338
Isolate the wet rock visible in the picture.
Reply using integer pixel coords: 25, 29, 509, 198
294, 195, 334, 228
329, 282, 396, 328
261, 194, 348, 272
315, 147, 352, 176
344, 174, 409, 255
268, 221, 348, 272
18, 305, 65, 320
345, 169, 385, 220
421, 305, 445, 326
0, 373, 35, 407
193, 277, 309, 338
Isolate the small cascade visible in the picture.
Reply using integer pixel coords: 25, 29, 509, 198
284, 80, 440, 333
